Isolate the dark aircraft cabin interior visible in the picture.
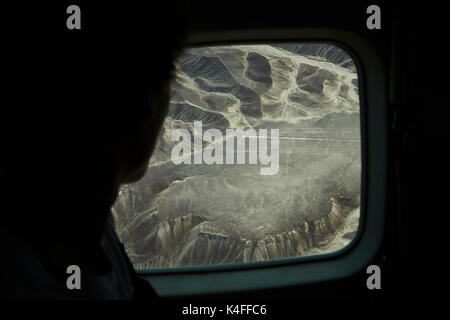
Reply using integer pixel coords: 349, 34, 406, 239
1, 0, 449, 310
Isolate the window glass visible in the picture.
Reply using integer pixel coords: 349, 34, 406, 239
113, 43, 361, 269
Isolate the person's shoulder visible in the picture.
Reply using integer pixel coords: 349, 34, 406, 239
0, 224, 70, 299
102, 214, 159, 300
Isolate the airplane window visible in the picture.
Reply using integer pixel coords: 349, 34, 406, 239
112, 43, 361, 269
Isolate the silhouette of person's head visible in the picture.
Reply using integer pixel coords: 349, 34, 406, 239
1, 2, 187, 278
